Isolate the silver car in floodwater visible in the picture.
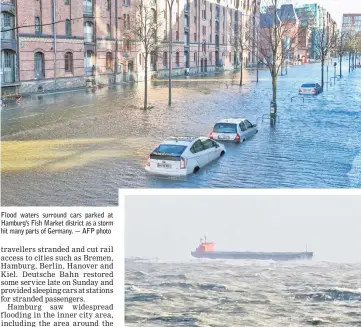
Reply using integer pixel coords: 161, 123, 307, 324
299, 83, 323, 95
209, 118, 258, 143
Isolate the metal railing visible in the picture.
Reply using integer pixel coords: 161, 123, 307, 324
256, 114, 280, 125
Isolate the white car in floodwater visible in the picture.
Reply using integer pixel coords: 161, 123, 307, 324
209, 118, 258, 142
299, 83, 323, 95
145, 137, 226, 176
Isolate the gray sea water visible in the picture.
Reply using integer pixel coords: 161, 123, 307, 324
125, 259, 361, 326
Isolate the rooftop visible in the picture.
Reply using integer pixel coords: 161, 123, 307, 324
218, 118, 246, 123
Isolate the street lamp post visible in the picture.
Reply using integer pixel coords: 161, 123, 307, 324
256, 60, 259, 83
167, 0, 175, 106
256, 22, 259, 83
326, 64, 328, 87
53, 0, 57, 90
114, 0, 118, 84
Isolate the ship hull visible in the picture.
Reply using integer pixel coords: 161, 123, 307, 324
191, 251, 313, 261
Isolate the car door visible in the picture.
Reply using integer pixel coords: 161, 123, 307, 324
201, 138, 218, 162
189, 139, 208, 167
239, 121, 248, 140
244, 120, 255, 138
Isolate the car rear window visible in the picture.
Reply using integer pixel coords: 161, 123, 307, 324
301, 84, 316, 88
152, 144, 187, 156
213, 123, 237, 133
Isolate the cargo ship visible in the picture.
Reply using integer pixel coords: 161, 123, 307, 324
191, 237, 313, 261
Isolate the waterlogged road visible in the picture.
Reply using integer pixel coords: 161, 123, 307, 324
1, 63, 361, 205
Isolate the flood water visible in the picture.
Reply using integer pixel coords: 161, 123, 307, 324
1, 63, 361, 206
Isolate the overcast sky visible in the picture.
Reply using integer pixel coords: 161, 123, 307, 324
125, 195, 361, 263
263, 0, 361, 26
299, 0, 360, 25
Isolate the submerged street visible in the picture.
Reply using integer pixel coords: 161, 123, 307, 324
1, 63, 361, 206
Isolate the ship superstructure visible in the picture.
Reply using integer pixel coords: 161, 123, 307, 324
191, 237, 313, 261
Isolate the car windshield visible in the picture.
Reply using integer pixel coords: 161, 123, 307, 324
153, 144, 187, 156
301, 84, 316, 88
213, 123, 237, 133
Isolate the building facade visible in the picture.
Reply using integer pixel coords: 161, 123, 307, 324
342, 13, 361, 33
1, 0, 260, 95
1, 0, 19, 95
257, 3, 337, 64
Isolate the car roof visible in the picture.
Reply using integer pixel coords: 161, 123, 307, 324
162, 136, 198, 146
301, 83, 317, 86
217, 118, 246, 124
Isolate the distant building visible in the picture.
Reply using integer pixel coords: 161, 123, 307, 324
259, 4, 300, 62
295, 4, 337, 61
342, 13, 361, 33
258, 3, 337, 64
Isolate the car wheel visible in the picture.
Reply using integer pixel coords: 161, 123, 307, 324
220, 150, 225, 157
193, 166, 200, 174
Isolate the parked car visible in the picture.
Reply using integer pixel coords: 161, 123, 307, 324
145, 136, 226, 176
298, 83, 322, 95
209, 118, 258, 143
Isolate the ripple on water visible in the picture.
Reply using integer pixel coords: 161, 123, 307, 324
1, 65, 361, 205
126, 260, 361, 326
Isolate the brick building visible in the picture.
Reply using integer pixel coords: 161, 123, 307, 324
1, 0, 19, 95
1, 0, 260, 95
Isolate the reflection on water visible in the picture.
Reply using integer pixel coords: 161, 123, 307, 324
1, 138, 129, 172
1, 65, 361, 205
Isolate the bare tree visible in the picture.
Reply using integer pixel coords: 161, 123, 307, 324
244, 0, 308, 123
335, 30, 350, 78
132, 0, 164, 109
313, 14, 337, 88
229, 11, 246, 85
355, 32, 361, 67
347, 30, 361, 70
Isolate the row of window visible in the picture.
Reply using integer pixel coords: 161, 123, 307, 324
159, 50, 237, 67
190, 32, 224, 44
33, 16, 131, 38
65, 0, 130, 8
29, 6, 238, 39
32, 51, 114, 78
33, 18, 132, 41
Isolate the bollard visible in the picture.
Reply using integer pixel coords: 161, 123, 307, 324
270, 101, 277, 126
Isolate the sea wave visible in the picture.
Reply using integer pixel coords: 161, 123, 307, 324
295, 287, 361, 302
126, 261, 361, 326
